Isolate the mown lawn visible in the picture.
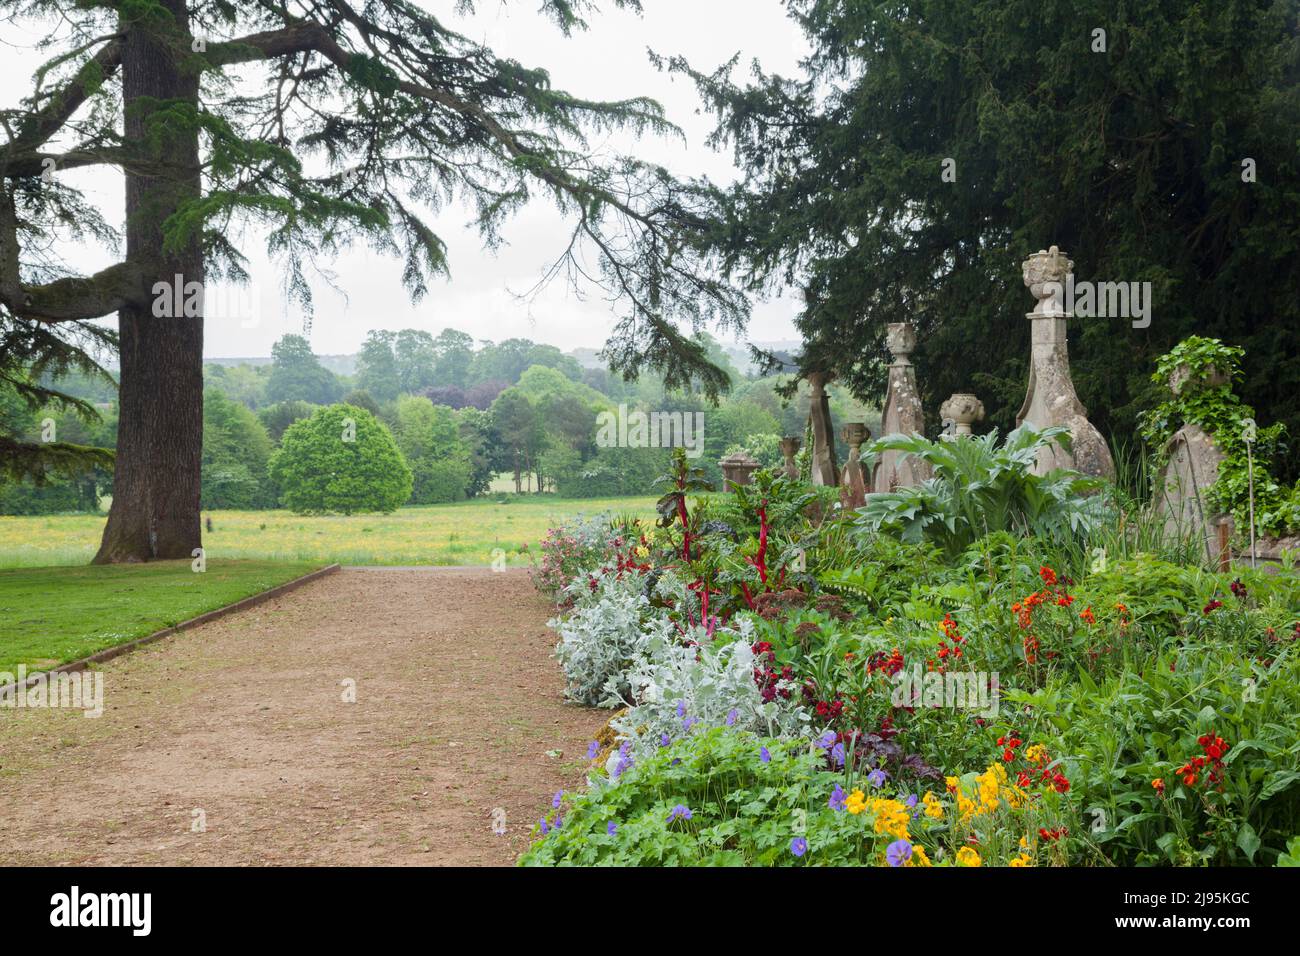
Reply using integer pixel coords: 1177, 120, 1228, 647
0, 560, 324, 673
0, 495, 660, 569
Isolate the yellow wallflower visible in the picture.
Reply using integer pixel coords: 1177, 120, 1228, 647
907, 845, 932, 867
845, 789, 867, 815
956, 846, 982, 867
956, 792, 977, 820
922, 792, 945, 819
1009, 854, 1032, 867
866, 798, 911, 840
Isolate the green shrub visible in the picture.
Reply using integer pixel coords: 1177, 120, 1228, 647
269, 404, 412, 514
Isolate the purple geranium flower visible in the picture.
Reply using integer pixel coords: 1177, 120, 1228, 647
587, 741, 600, 760
676, 699, 686, 718
660, 733, 671, 747
831, 742, 846, 767
613, 740, 634, 778
886, 838, 912, 867
552, 791, 563, 808
791, 836, 808, 858
760, 746, 771, 764
607, 821, 617, 836
829, 783, 847, 812
666, 804, 693, 822
818, 730, 837, 750
538, 817, 549, 835
867, 768, 888, 789
725, 708, 738, 726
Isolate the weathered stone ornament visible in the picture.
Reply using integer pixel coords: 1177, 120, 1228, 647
839, 422, 871, 508
872, 322, 932, 492
1015, 245, 1115, 478
806, 371, 839, 486
719, 451, 761, 491
779, 436, 802, 480
940, 392, 985, 436
1155, 368, 1229, 563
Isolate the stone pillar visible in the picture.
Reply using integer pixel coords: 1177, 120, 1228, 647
779, 436, 801, 480
1156, 370, 1229, 563
940, 393, 985, 437
872, 321, 932, 492
719, 451, 761, 491
1016, 245, 1115, 479
839, 423, 871, 508
806, 371, 839, 486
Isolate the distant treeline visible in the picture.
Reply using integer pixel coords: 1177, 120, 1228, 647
0, 329, 876, 515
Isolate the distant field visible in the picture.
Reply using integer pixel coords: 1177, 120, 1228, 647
0, 495, 660, 569
0, 560, 322, 672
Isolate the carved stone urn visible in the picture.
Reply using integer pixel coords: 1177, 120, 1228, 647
719, 451, 761, 491
940, 393, 985, 436
779, 436, 802, 480
885, 321, 917, 361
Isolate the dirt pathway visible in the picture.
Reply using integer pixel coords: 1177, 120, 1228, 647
0, 568, 605, 866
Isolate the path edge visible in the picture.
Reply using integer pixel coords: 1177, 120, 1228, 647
1, 563, 341, 693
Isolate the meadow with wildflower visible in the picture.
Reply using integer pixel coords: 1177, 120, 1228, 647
523, 442, 1300, 868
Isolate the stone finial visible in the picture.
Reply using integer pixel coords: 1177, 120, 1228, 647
719, 451, 761, 491
839, 422, 871, 508
872, 319, 931, 493
885, 322, 917, 364
1022, 245, 1074, 316
1015, 244, 1115, 480
779, 435, 801, 480
940, 393, 985, 436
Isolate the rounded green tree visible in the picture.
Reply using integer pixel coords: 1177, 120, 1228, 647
270, 405, 412, 515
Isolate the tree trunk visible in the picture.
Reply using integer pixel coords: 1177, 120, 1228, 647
93, 1, 204, 563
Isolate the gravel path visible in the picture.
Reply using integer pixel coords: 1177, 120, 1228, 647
0, 568, 603, 866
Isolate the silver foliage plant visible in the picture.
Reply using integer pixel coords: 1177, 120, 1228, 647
610, 617, 809, 765
552, 569, 671, 707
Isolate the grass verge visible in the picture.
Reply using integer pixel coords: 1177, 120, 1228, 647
0, 560, 323, 673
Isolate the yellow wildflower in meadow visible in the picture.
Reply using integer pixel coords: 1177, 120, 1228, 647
956, 846, 982, 867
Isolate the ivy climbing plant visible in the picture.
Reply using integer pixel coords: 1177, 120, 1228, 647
1139, 337, 1300, 538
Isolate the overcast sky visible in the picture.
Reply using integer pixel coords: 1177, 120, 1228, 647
1, 1, 806, 358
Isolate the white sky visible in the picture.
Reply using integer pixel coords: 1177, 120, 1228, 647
0, 0, 806, 358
